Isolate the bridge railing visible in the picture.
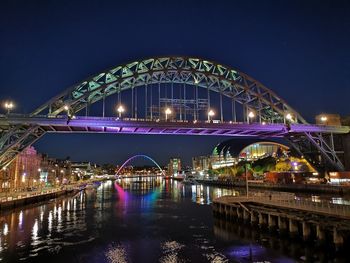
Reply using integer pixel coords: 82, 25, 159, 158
249, 194, 350, 217
218, 193, 350, 218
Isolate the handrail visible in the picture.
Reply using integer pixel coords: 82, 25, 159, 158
0, 186, 76, 203
215, 195, 350, 218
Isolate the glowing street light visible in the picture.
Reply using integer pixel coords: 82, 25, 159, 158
63, 105, 69, 111
22, 172, 26, 183
4, 101, 14, 114
286, 113, 293, 121
165, 108, 172, 121
207, 109, 215, 121
248, 111, 255, 123
320, 116, 328, 123
117, 105, 125, 118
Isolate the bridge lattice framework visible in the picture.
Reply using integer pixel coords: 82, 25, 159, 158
0, 57, 348, 172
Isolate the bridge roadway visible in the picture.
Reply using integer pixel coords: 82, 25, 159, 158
1, 115, 349, 137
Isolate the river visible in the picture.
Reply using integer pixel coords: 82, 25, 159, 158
0, 177, 348, 262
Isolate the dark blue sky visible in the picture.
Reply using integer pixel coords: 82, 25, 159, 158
1, 0, 349, 166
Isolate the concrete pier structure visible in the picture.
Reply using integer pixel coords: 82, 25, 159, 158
212, 194, 350, 246
302, 222, 311, 240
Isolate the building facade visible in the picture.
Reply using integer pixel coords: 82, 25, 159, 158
167, 158, 181, 176
0, 146, 41, 192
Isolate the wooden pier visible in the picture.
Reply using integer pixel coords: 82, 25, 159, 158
213, 193, 350, 246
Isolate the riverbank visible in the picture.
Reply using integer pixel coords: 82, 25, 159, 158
0, 187, 80, 211
196, 179, 350, 195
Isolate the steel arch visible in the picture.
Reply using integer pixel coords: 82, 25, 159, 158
31, 56, 306, 124
0, 56, 347, 172
115, 154, 165, 176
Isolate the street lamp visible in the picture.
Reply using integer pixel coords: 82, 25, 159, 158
165, 108, 172, 121
207, 109, 215, 122
117, 105, 125, 118
286, 113, 293, 122
4, 101, 14, 114
248, 111, 255, 123
320, 116, 328, 124
63, 105, 69, 111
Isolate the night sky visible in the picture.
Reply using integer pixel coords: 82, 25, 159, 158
1, 0, 349, 166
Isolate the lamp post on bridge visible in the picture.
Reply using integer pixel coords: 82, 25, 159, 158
117, 105, 125, 118
320, 115, 328, 125
165, 108, 172, 121
3, 101, 14, 114
248, 111, 255, 124
207, 109, 215, 122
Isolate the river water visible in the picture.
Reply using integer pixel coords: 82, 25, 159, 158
0, 177, 348, 262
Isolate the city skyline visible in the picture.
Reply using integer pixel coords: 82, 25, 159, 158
1, 0, 349, 166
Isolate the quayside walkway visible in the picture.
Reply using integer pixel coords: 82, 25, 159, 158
0, 186, 79, 211
213, 193, 350, 246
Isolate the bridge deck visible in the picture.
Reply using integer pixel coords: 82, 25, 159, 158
1, 115, 349, 137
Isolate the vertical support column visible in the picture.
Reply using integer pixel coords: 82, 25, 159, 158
150, 84, 153, 120
171, 82, 174, 111
220, 90, 223, 122
224, 205, 229, 218
207, 81, 210, 113
85, 101, 89, 117
289, 219, 298, 235
250, 212, 257, 224
195, 83, 198, 121
179, 82, 182, 121
145, 83, 148, 119
230, 206, 237, 218
237, 207, 242, 219
278, 216, 287, 232
243, 103, 246, 123
316, 224, 325, 241
102, 93, 105, 118
333, 228, 343, 246
232, 99, 236, 122
243, 210, 250, 221
183, 83, 186, 121
131, 87, 134, 118
302, 222, 311, 240
158, 82, 161, 120
258, 213, 266, 226
135, 87, 138, 119
268, 214, 276, 229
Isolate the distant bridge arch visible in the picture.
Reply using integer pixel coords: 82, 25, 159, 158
115, 154, 165, 176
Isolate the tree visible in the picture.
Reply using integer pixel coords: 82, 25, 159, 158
275, 161, 292, 172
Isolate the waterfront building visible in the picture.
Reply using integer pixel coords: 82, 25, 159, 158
0, 146, 41, 192
167, 158, 181, 177
192, 156, 211, 171
315, 113, 341, 126
192, 139, 290, 172
71, 161, 93, 180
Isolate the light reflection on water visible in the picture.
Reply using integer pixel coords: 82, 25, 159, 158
0, 177, 348, 262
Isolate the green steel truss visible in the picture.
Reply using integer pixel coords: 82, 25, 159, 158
0, 56, 347, 172
31, 57, 306, 123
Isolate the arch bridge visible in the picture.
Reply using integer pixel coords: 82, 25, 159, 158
115, 154, 165, 176
0, 57, 349, 173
